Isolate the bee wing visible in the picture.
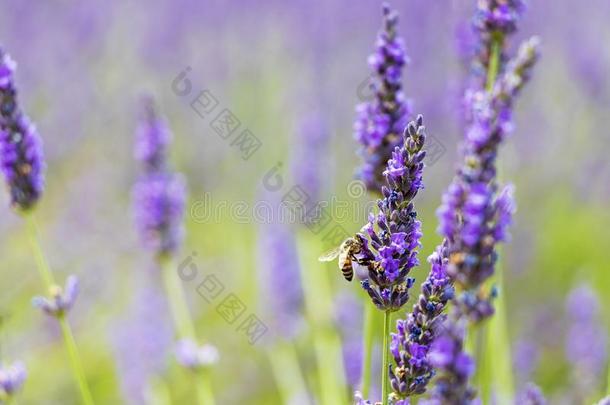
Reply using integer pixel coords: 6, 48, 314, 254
318, 246, 341, 262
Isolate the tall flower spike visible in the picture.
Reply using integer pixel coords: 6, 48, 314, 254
0, 361, 27, 401
0, 48, 45, 211
389, 242, 454, 400
354, 3, 411, 193
355, 115, 425, 312
32, 275, 79, 317
438, 38, 539, 322
132, 97, 186, 258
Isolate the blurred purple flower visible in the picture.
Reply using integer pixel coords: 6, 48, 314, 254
291, 110, 329, 205
112, 278, 173, 405
32, 275, 79, 317
335, 292, 362, 388
356, 116, 426, 312
0, 361, 26, 399
0, 48, 44, 211
132, 97, 186, 258
516, 383, 546, 405
439, 38, 539, 323
354, 3, 412, 193
175, 338, 219, 371
132, 172, 186, 257
564, 284, 608, 398
257, 211, 304, 340
471, 0, 526, 88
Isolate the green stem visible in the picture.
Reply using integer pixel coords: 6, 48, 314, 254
24, 214, 55, 286
24, 213, 95, 405
298, 232, 346, 404
361, 303, 375, 398
381, 310, 391, 405
268, 342, 309, 404
195, 369, 215, 405
486, 36, 502, 92
159, 256, 214, 405
58, 315, 95, 405
160, 256, 196, 340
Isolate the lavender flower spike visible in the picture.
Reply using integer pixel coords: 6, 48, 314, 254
389, 243, 454, 400
32, 275, 79, 317
132, 97, 186, 258
0, 48, 45, 211
438, 38, 540, 322
354, 3, 411, 193
355, 115, 426, 312
0, 361, 27, 401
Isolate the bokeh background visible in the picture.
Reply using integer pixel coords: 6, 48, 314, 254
0, 0, 609, 404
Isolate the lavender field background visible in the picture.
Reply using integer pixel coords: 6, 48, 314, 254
0, 1, 609, 404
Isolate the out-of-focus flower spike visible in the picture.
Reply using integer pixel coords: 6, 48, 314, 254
354, 3, 411, 193
0, 48, 45, 211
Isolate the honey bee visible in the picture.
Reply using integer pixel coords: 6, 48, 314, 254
318, 237, 364, 281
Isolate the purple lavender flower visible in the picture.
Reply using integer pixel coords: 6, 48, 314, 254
438, 38, 539, 322
0, 48, 44, 211
564, 284, 608, 400
596, 397, 610, 405
32, 275, 79, 317
354, 3, 411, 193
134, 96, 172, 172
175, 338, 219, 371
133, 172, 186, 257
424, 318, 476, 404
355, 116, 426, 312
516, 383, 546, 405
389, 243, 454, 399
132, 98, 186, 258
0, 361, 26, 400
257, 214, 304, 339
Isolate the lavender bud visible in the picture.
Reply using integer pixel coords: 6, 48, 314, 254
32, 275, 79, 317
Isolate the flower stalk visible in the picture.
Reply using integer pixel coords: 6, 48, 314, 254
25, 214, 94, 405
